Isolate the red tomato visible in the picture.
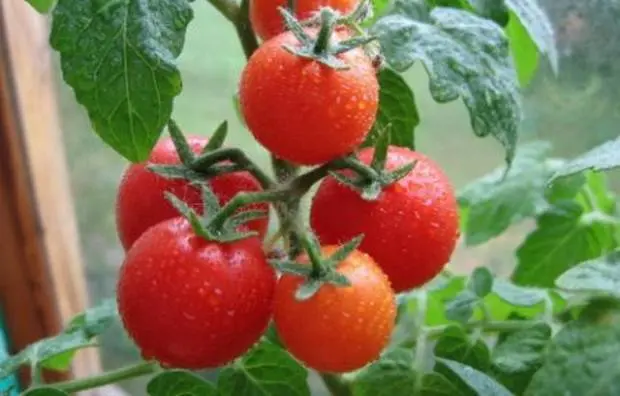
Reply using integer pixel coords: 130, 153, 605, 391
238, 29, 379, 165
310, 146, 459, 292
115, 136, 269, 250
273, 246, 396, 373
250, 0, 359, 41
117, 217, 276, 369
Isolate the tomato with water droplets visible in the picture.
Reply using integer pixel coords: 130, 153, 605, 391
310, 146, 459, 292
117, 217, 276, 369
115, 135, 269, 250
273, 246, 396, 373
238, 29, 379, 165
250, 0, 359, 41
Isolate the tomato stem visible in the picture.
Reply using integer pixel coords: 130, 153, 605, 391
313, 8, 338, 55
51, 361, 158, 393
320, 373, 353, 396
299, 231, 327, 276
208, 190, 290, 231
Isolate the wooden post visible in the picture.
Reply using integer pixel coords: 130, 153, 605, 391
0, 0, 102, 389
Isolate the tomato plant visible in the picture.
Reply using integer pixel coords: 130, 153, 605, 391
4, 0, 620, 395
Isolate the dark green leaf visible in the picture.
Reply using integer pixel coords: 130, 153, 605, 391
492, 279, 547, 307
218, 341, 310, 396
50, 0, 193, 162
445, 290, 478, 323
525, 303, 620, 396
434, 326, 491, 372
492, 323, 551, 373
436, 358, 514, 396
555, 249, 620, 298
506, 11, 539, 87
504, 0, 558, 73
26, 0, 56, 13
512, 201, 617, 287
22, 387, 68, 396
545, 172, 586, 205
469, 267, 494, 298
364, 68, 419, 149
421, 372, 465, 396
458, 142, 554, 246
353, 349, 416, 396
147, 370, 216, 395
551, 136, 620, 181
373, 6, 521, 166
469, 0, 510, 26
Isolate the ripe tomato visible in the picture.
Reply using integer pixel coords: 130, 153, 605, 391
273, 247, 395, 373
117, 217, 276, 369
115, 136, 269, 250
310, 146, 459, 292
250, 0, 359, 41
238, 29, 379, 165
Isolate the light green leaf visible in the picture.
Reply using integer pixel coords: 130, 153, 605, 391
434, 326, 491, 372
445, 290, 479, 323
0, 299, 118, 377
506, 11, 539, 87
492, 279, 547, 307
492, 323, 551, 373
373, 5, 522, 166
218, 341, 310, 396
556, 249, 620, 298
469, 267, 494, 298
147, 370, 217, 395
512, 201, 617, 287
436, 358, 514, 396
525, 302, 620, 396
364, 68, 419, 149
50, 0, 194, 162
458, 141, 554, 246
26, 0, 56, 13
22, 387, 68, 396
504, 0, 558, 73
551, 136, 620, 181
353, 349, 416, 396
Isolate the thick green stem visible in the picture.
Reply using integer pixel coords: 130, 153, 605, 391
320, 373, 352, 396
235, 0, 260, 59
313, 8, 338, 54
209, 190, 290, 231
193, 148, 276, 190
299, 232, 326, 276
206, 0, 239, 22
333, 157, 378, 181
53, 361, 157, 393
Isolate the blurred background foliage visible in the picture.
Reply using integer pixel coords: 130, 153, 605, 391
54, 0, 619, 393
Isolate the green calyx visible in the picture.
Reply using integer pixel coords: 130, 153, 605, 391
278, 6, 376, 70
270, 232, 363, 301
331, 127, 417, 200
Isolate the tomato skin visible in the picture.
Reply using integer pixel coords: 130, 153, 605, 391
117, 217, 276, 369
250, 0, 359, 41
115, 136, 269, 250
310, 146, 459, 292
273, 247, 396, 373
238, 29, 379, 165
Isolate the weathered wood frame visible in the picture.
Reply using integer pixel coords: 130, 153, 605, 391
0, 0, 102, 389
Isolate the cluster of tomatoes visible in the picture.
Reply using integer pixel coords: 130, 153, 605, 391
115, 0, 459, 375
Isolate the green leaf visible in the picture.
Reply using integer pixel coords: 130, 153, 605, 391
445, 290, 479, 323
373, 5, 521, 166
504, 0, 558, 74
26, 0, 56, 13
22, 387, 68, 396
436, 358, 514, 396
50, 0, 194, 163
352, 349, 416, 396
525, 302, 620, 396
551, 136, 620, 181
458, 141, 554, 246
491, 323, 551, 373
556, 249, 620, 298
0, 299, 118, 377
469, 267, 494, 298
218, 341, 310, 396
434, 326, 491, 372
512, 201, 617, 287
147, 370, 217, 395
469, 0, 510, 26
506, 11, 539, 87
421, 372, 465, 396
364, 68, 419, 149
492, 279, 547, 307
